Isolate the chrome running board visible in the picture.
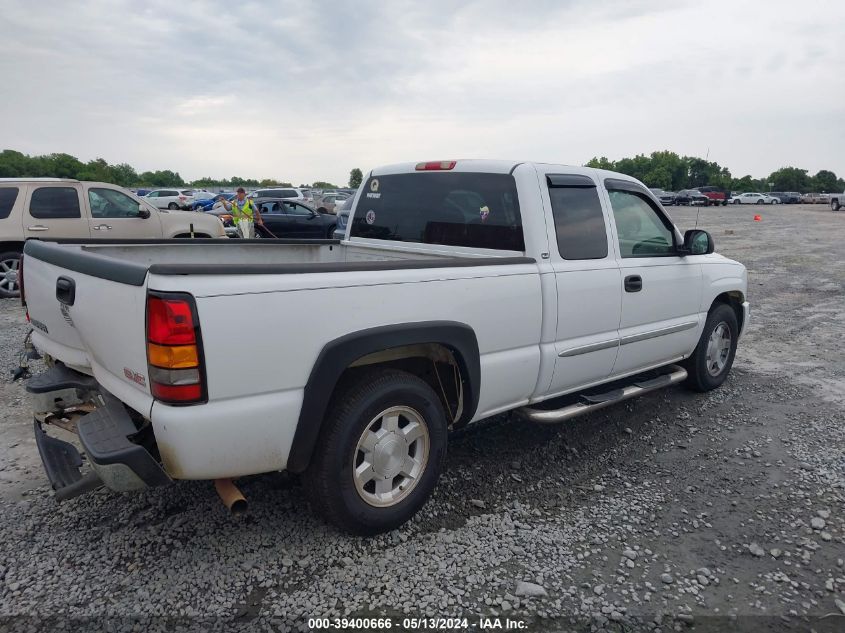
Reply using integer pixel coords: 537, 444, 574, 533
516, 365, 688, 424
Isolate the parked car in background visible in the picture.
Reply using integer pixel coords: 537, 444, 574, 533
799, 192, 828, 204
675, 189, 709, 206
766, 192, 800, 204
193, 192, 234, 211
696, 186, 729, 206
253, 199, 337, 238
332, 195, 355, 238
315, 192, 350, 214
145, 189, 195, 210
0, 178, 225, 297
250, 187, 306, 202
649, 188, 676, 206
730, 192, 778, 204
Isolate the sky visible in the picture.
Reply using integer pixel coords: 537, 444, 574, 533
1, 0, 843, 185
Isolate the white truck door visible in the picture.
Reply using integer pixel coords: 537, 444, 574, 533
541, 171, 622, 397
602, 178, 702, 376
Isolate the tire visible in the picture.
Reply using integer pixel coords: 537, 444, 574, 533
757, 199, 764, 205
326, 226, 337, 239
683, 303, 739, 392
304, 368, 448, 535
168, 202, 178, 210
832, 199, 841, 212
0, 251, 22, 299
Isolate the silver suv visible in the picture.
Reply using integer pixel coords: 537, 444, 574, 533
0, 178, 225, 298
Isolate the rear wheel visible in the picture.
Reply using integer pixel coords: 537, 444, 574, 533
304, 369, 448, 535
832, 199, 841, 211
0, 251, 21, 299
168, 202, 178, 210
683, 303, 739, 392
326, 225, 337, 239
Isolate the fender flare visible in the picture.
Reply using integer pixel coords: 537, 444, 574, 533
286, 321, 480, 473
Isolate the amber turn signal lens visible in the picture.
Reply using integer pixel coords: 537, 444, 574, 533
147, 343, 199, 369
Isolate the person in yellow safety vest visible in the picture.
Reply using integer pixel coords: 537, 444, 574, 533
220, 187, 263, 239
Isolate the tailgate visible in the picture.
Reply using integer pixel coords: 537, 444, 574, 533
22, 241, 154, 416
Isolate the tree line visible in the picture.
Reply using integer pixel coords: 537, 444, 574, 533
3, 147, 840, 194
0, 149, 363, 189
586, 151, 844, 194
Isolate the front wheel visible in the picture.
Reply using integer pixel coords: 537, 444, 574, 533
683, 303, 739, 392
0, 251, 22, 299
304, 368, 448, 535
832, 199, 841, 211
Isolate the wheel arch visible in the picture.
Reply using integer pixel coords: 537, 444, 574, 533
286, 321, 480, 473
711, 290, 745, 333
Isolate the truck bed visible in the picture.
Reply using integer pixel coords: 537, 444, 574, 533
24, 238, 528, 286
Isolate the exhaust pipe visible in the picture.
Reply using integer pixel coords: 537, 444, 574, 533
214, 478, 247, 515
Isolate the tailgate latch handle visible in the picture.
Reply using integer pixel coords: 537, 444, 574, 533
56, 277, 76, 306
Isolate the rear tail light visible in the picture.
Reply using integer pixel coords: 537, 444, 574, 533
415, 160, 457, 171
146, 292, 206, 404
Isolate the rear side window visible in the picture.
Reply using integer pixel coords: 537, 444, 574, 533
547, 175, 608, 260
350, 173, 524, 251
0, 187, 19, 219
29, 187, 81, 219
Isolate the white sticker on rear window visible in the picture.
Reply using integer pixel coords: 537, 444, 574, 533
365, 210, 376, 224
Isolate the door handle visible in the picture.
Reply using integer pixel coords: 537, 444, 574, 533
624, 275, 642, 292
27, 225, 49, 232
93, 224, 112, 230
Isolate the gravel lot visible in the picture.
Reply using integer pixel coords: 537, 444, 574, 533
0, 204, 843, 631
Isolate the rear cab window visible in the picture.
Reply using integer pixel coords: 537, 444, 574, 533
350, 172, 524, 251
546, 174, 609, 260
0, 187, 19, 220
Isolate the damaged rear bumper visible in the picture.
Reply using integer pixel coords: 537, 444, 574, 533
28, 363, 171, 500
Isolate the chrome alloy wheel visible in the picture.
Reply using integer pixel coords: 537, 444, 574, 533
353, 406, 430, 508
705, 321, 732, 377
0, 257, 20, 294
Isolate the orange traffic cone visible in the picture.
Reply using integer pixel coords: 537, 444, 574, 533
753, 214, 762, 221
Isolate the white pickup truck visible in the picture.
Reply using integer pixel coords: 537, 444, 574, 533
21, 160, 749, 534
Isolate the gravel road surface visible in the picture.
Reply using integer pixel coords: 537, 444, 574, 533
0, 204, 843, 631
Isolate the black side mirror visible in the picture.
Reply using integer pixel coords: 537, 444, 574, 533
138, 204, 151, 219
680, 229, 714, 255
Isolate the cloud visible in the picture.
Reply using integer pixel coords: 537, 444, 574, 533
0, 0, 843, 184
